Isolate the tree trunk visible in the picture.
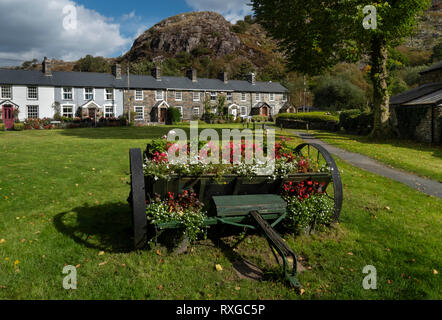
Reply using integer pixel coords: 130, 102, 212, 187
370, 35, 393, 139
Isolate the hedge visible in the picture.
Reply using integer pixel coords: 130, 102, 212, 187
276, 112, 339, 131
14, 123, 25, 131
0, 124, 4, 131
339, 109, 374, 135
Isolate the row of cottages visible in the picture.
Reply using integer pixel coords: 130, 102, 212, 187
390, 60, 442, 144
0, 58, 290, 129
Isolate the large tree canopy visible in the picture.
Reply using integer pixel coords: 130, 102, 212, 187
252, 0, 431, 138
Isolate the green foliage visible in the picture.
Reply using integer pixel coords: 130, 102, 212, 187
277, 112, 339, 123
284, 194, 334, 233
13, 123, 25, 131
167, 107, 182, 125
339, 109, 374, 135
0, 123, 4, 131
73, 55, 112, 73
312, 76, 365, 110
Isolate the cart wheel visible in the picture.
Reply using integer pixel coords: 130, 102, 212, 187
294, 143, 343, 221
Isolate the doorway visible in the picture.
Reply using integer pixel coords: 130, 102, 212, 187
2, 105, 14, 130
159, 108, 167, 123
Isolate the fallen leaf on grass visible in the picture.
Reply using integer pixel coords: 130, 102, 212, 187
20, 239, 26, 243
347, 252, 354, 256
0, 239, 5, 244
98, 251, 105, 256
75, 264, 81, 268
235, 286, 241, 291
215, 264, 223, 272
433, 269, 438, 275
0, 285, 7, 289
387, 280, 392, 284
300, 288, 305, 295
98, 261, 107, 267
157, 285, 163, 291
385, 206, 391, 211
156, 250, 162, 256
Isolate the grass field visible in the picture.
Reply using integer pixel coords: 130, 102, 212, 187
306, 130, 442, 182
0, 126, 441, 299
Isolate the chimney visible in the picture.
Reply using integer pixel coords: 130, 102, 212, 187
247, 72, 256, 85
218, 71, 228, 84
112, 64, 122, 80
42, 57, 52, 76
186, 68, 198, 82
151, 65, 161, 81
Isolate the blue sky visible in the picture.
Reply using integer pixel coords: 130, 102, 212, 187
0, 0, 252, 66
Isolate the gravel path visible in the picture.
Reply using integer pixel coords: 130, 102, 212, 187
294, 132, 442, 199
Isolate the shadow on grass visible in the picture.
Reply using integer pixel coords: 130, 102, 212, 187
53, 202, 133, 253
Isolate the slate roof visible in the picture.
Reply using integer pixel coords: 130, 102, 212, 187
420, 61, 442, 74
403, 89, 442, 106
389, 82, 442, 105
252, 102, 271, 109
0, 69, 288, 93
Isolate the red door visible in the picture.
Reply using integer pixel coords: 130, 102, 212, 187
2, 105, 14, 130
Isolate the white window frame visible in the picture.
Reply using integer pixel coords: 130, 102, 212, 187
283, 93, 288, 102
135, 90, 144, 101
255, 93, 261, 102
27, 105, 39, 119
240, 106, 247, 116
61, 104, 74, 118
241, 92, 247, 102
193, 91, 200, 102
134, 106, 144, 120
269, 93, 275, 101
210, 92, 217, 102
62, 87, 73, 101
105, 88, 114, 101
1, 85, 12, 99
27, 86, 38, 100
176, 106, 183, 117
84, 88, 94, 101
193, 107, 200, 117
104, 105, 115, 118
156, 90, 164, 101
227, 92, 232, 102
175, 91, 182, 101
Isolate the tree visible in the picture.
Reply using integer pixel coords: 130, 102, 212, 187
73, 55, 112, 73
431, 41, 442, 63
252, 0, 431, 138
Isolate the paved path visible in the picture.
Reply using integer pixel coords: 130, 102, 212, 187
294, 132, 442, 199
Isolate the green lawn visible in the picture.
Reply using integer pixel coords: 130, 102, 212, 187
0, 127, 440, 299
307, 130, 442, 182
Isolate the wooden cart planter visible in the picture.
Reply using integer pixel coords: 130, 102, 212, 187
129, 143, 343, 288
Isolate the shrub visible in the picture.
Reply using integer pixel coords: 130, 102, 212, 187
252, 115, 268, 123
339, 109, 374, 135
277, 112, 339, 131
13, 123, 24, 131
0, 124, 4, 131
167, 107, 182, 125
277, 112, 339, 122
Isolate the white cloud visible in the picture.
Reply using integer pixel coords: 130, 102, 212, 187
0, 0, 131, 65
185, 0, 253, 23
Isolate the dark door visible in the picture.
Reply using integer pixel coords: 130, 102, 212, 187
2, 105, 14, 130
262, 107, 269, 117
160, 108, 167, 123
88, 108, 96, 119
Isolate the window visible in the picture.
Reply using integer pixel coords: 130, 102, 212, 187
1, 86, 12, 99
241, 92, 246, 102
27, 105, 39, 119
255, 93, 261, 102
135, 90, 143, 101
27, 87, 38, 100
156, 90, 164, 101
269, 93, 275, 101
193, 107, 200, 116
283, 93, 288, 101
210, 92, 217, 101
105, 106, 115, 118
105, 89, 114, 100
227, 92, 232, 102
84, 88, 94, 100
63, 88, 73, 100
62, 105, 73, 118
176, 106, 183, 117
134, 106, 144, 120
241, 106, 247, 116
175, 91, 182, 101
193, 91, 200, 102
211, 108, 217, 114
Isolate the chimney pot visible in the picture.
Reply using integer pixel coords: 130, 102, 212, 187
112, 64, 122, 80
151, 65, 161, 81
42, 57, 52, 76
218, 71, 228, 84
186, 68, 198, 82
247, 72, 256, 85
